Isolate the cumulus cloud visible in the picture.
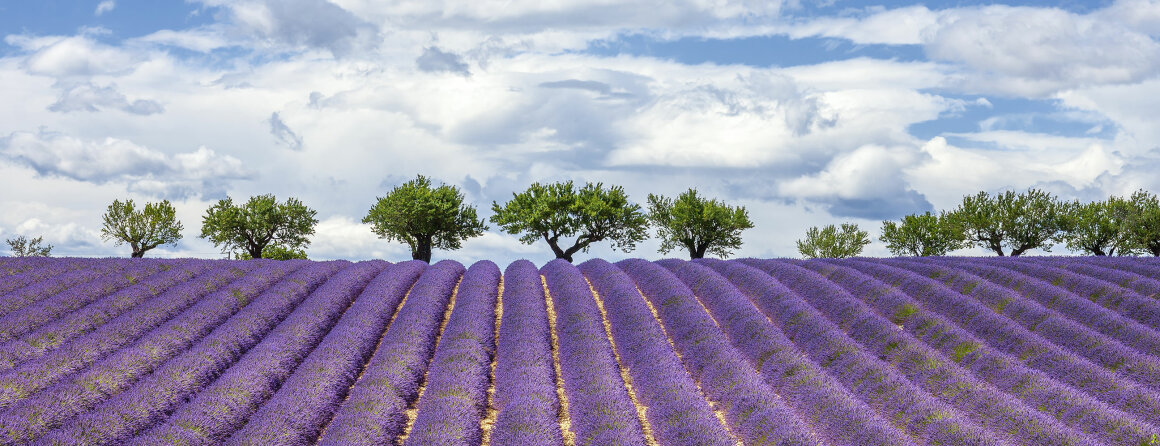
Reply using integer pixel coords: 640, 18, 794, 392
416, 47, 470, 75
48, 83, 163, 115
194, 0, 380, 56
6, 35, 139, 78
0, 130, 253, 199
94, 1, 116, 16
776, 144, 933, 219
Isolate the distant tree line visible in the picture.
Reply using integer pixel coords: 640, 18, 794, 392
797, 188, 1160, 259
8, 180, 1160, 262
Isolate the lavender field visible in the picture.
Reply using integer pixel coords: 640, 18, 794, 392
0, 256, 1159, 446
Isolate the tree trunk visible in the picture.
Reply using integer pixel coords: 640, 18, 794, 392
248, 244, 264, 259
688, 242, 707, 259
412, 237, 433, 263
131, 250, 145, 258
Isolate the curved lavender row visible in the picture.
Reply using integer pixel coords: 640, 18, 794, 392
318, 260, 465, 446
840, 258, 1160, 424
616, 258, 821, 446
0, 259, 132, 318
0, 260, 326, 444
0, 260, 221, 371
541, 259, 647, 446
402, 261, 500, 446
786, 259, 1121, 445
830, 258, 1160, 443
0, 258, 92, 296
41, 261, 388, 445
677, 259, 915, 446
893, 257, 1160, 391
734, 259, 1012, 446
991, 258, 1160, 330
1038, 256, 1160, 290
0, 260, 270, 410
925, 257, 1160, 360
578, 259, 734, 446
210, 260, 424, 446
488, 260, 564, 446
0, 260, 170, 343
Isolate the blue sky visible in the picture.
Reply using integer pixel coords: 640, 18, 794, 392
0, 0, 1157, 263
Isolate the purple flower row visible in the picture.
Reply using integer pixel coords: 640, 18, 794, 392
0, 260, 225, 372
541, 259, 647, 445
896, 257, 1160, 392
0, 259, 133, 318
33, 261, 375, 446
318, 260, 465, 445
936, 257, 1160, 361
737, 259, 1009, 445
488, 259, 565, 446
48, 261, 389, 446
996, 258, 1160, 329
821, 258, 1159, 445
616, 258, 821, 446
0, 260, 172, 344
676, 259, 914, 446
403, 261, 501, 446
0, 260, 275, 411
0, 257, 98, 296
840, 258, 1160, 425
579, 259, 735, 446
219, 260, 423, 446
0, 260, 323, 444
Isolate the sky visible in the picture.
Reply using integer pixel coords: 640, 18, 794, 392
0, 0, 1158, 265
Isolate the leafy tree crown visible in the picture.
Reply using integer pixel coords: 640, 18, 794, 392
199, 194, 318, 259
879, 211, 964, 257
101, 199, 184, 258
646, 188, 754, 259
362, 175, 487, 262
6, 235, 52, 257
797, 223, 869, 259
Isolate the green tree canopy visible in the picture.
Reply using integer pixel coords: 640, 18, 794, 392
100, 199, 184, 258
879, 211, 964, 257
646, 189, 754, 259
1126, 189, 1160, 256
199, 194, 318, 259
797, 223, 869, 259
1059, 196, 1138, 256
948, 189, 1066, 256
362, 175, 487, 263
6, 235, 52, 257
490, 181, 648, 263
236, 245, 308, 260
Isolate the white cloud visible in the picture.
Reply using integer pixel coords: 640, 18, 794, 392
11, 35, 140, 78
0, 130, 253, 199
95, 1, 116, 16
48, 82, 163, 115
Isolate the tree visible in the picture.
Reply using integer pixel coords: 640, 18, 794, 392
879, 211, 964, 257
363, 175, 487, 263
490, 181, 648, 263
6, 235, 52, 257
236, 245, 308, 260
1126, 189, 1160, 256
200, 194, 318, 259
1059, 196, 1139, 256
100, 199, 184, 258
797, 223, 870, 259
646, 189, 754, 259
947, 189, 1066, 256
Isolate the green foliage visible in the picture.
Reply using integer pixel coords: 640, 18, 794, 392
1059, 196, 1139, 256
235, 245, 307, 260
879, 211, 964, 257
797, 223, 869, 259
362, 175, 487, 263
947, 189, 1066, 257
490, 180, 648, 262
1126, 189, 1160, 256
6, 235, 52, 257
100, 199, 184, 258
199, 194, 318, 259
646, 189, 754, 259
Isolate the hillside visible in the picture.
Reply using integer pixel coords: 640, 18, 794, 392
0, 256, 1158, 445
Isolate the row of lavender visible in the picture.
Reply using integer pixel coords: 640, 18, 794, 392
0, 256, 1158, 445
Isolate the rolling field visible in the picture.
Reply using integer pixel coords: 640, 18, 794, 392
0, 256, 1159, 445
